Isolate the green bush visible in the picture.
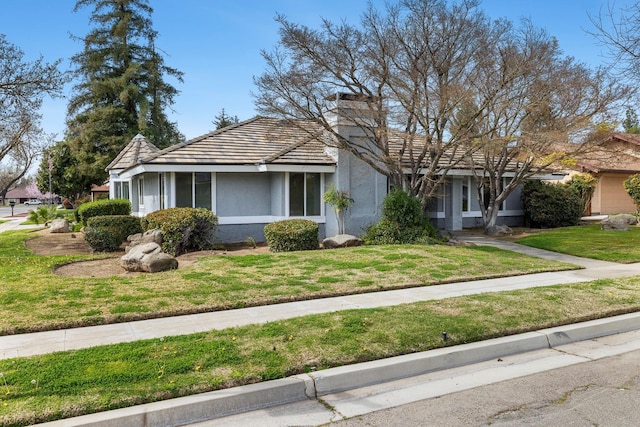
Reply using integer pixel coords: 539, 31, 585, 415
141, 207, 218, 256
264, 219, 319, 252
76, 199, 131, 226
363, 189, 437, 245
84, 215, 142, 252
522, 180, 582, 228
624, 173, 640, 214
567, 173, 597, 215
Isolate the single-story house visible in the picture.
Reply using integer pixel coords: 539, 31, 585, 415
3, 185, 30, 204
107, 96, 527, 243
90, 184, 110, 201
575, 132, 640, 215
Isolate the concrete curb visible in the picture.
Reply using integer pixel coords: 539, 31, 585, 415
39, 312, 640, 427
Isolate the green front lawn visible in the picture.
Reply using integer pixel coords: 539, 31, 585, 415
2, 277, 640, 426
0, 230, 577, 335
516, 225, 640, 263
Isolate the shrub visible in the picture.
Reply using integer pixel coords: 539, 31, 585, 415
362, 189, 437, 245
28, 206, 62, 225
566, 173, 597, 215
84, 215, 142, 252
624, 173, 640, 214
522, 180, 582, 228
76, 199, 131, 226
264, 219, 319, 252
141, 207, 218, 256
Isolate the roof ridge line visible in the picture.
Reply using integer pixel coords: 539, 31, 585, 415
261, 128, 323, 163
143, 116, 264, 162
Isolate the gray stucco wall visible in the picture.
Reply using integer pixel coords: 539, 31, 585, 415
270, 173, 286, 216
216, 223, 326, 244
216, 173, 272, 216
326, 148, 386, 238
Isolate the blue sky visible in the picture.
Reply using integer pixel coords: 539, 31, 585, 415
0, 0, 628, 141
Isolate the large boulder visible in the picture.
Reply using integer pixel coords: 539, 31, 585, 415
601, 214, 638, 231
120, 242, 178, 273
322, 234, 363, 249
49, 218, 70, 233
484, 224, 513, 236
126, 229, 163, 253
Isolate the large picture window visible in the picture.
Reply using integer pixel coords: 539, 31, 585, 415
289, 172, 321, 216
175, 173, 193, 207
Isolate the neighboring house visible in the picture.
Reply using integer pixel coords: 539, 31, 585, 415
4, 185, 30, 204
574, 133, 640, 215
90, 184, 110, 201
107, 96, 527, 243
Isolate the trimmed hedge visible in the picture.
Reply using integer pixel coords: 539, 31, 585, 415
76, 199, 132, 225
141, 207, 218, 256
522, 180, 582, 228
264, 219, 319, 252
84, 215, 142, 252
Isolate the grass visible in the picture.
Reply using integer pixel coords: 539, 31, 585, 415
2, 277, 640, 425
3, 224, 639, 424
516, 225, 640, 263
0, 230, 577, 335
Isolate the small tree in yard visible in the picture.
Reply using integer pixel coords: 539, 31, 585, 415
624, 174, 640, 215
567, 173, 598, 216
323, 185, 354, 235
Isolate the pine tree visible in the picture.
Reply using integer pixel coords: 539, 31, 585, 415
213, 108, 239, 130
623, 107, 640, 134
65, 0, 184, 191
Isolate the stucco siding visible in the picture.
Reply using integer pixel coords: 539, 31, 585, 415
592, 173, 636, 214
215, 173, 272, 216
216, 223, 326, 244
269, 173, 286, 216
345, 153, 386, 234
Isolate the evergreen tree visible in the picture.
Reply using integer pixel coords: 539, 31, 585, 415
36, 140, 86, 200
66, 0, 184, 191
213, 108, 239, 130
623, 107, 640, 133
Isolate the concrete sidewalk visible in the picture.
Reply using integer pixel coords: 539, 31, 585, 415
4, 254, 640, 360
4, 237, 640, 360
0, 216, 41, 233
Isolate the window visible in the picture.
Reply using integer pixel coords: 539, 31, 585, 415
175, 172, 213, 209
289, 172, 321, 216
481, 177, 504, 211
195, 172, 212, 210
138, 177, 144, 207
113, 181, 130, 200
158, 173, 165, 210
175, 173, 193, 207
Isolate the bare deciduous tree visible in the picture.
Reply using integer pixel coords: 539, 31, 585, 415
588, 1, 640, 79
255, 0, 628, 233
0, 35, 66, 204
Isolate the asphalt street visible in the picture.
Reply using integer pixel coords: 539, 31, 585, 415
194, 328, 640, 426
330, 349, 640, 426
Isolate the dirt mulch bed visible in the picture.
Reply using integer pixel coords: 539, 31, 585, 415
24, 229, 269, 278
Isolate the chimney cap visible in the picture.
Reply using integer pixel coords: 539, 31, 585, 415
326, 92, 378, 102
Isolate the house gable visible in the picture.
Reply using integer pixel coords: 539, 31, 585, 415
106, 134, 161, 171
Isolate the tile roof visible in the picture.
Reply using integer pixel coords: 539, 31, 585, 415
106, 134, 161, 170
135, 117, 337, 167
574, 133, 640, 173
109, 117, 534, 174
